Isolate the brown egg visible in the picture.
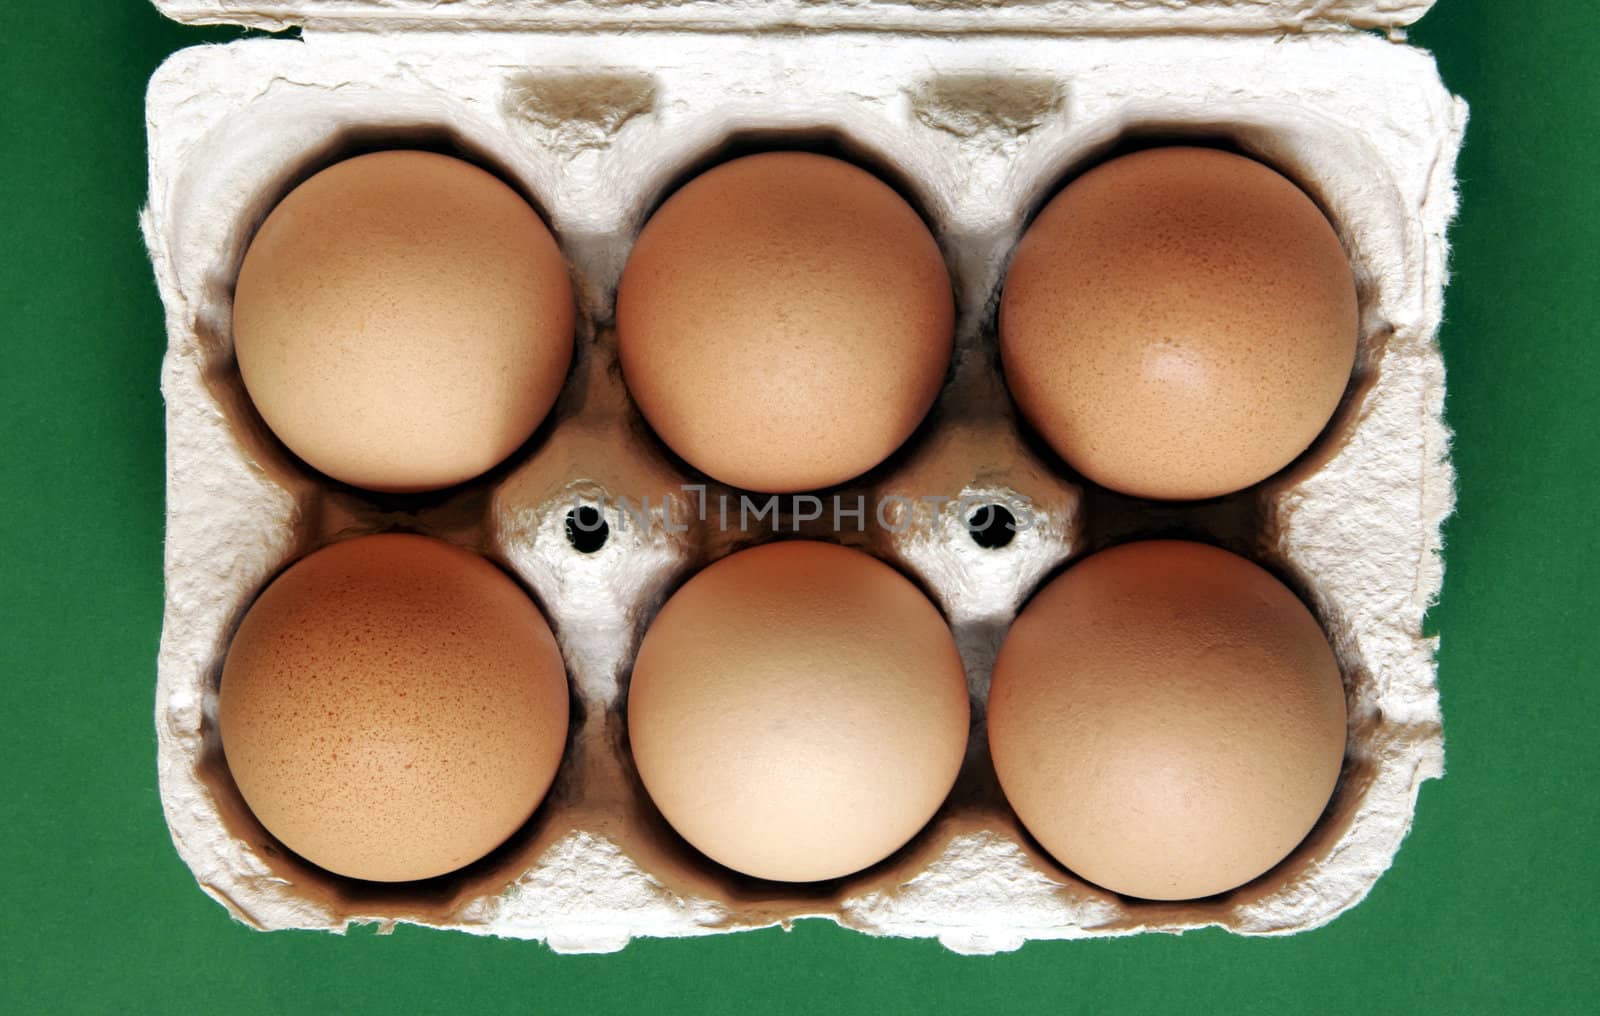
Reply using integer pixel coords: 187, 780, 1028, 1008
1000, 147, 1358, 500
233, 150, 574, 493
616, 152, 954, 493
987, 540, 1347, 901
218, 533, 570, 882
627, 541, 969, 882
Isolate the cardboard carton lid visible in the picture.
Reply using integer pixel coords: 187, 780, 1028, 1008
151, 0, 1439, 35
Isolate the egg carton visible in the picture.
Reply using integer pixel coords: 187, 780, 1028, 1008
145, 0, 1465, 953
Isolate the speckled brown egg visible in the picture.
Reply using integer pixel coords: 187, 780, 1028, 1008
615, 152, 954, 493
233, 150, 574, 494
627, 541, 970, 882
987, 540, 1347, 901
1000, 147, 1358, 500
218, 533, 570, 882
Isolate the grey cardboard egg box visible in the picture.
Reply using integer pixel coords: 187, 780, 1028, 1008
146, 0, 1463, 951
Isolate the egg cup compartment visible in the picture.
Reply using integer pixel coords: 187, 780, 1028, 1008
148, 10, 1463, 953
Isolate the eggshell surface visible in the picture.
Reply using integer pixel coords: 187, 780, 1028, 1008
627, 541, 970, 882
218, 533, 570, 883
233, 150, 574, 493
616, 152, 955, 493
987, 540, 1347, 901
999, 146, 1358, 501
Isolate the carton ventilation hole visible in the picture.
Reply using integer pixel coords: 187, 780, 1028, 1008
564, 506, 609, 554
966, 504, 1017, 549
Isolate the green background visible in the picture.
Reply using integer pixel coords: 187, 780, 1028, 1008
2, 1, 1595, 1011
